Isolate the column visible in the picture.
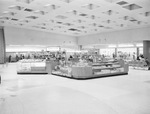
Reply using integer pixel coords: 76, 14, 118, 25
137, 47, 139, 57
0, 28, 6, 64
115, 48, 118, 57
143, 40, 150, 61
78, 45, 82, 51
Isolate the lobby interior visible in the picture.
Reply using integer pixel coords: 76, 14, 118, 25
0, 0, 150, 114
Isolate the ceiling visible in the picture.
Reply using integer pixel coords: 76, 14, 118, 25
0, 0, 150, 36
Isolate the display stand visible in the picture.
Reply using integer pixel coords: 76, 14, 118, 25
17, 60, 58, 74
52, 60, 129, 79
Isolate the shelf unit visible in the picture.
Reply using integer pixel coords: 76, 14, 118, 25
52, 60, 129, 79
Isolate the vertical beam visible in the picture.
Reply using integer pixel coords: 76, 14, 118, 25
0, 28, 6, 64
115, 48, 118, 57
78, 45, 82, 51
143, 40, 150, 61
137, 47, 139, 57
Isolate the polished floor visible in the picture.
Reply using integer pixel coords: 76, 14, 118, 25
0, 63, 150, 114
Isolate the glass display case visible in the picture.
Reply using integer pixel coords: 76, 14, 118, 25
17, 59, 47, 74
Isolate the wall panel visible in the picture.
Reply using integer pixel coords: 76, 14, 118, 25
4, 27, 77, 46
78, 27, 150, 45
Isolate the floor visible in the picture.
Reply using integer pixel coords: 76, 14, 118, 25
0, 63, 150, 114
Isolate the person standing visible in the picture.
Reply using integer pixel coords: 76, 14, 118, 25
8, 55, 11, 62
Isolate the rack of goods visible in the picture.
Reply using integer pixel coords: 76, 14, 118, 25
128, 60, 149, 70
17, 59, 58, 74
52, 59, 129, 79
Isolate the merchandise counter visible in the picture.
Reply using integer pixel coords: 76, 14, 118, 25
17, 60, 58, 74
52, 60, 129, 79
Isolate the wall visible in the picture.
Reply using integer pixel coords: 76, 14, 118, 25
78, 27, 150, 45
0, 28, 5, 64
4, 26, 150, 47
4, 27, 77, 46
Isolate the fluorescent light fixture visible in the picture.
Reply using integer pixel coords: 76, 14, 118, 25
44, 4, 51, 7
8, 45, 22, 46
108, 45, 117, 48
47, 47, 59, 51
118, 44, 134, 47
136, 43, 143, 47
6, 48, 41, 52
24, 45, 45, 47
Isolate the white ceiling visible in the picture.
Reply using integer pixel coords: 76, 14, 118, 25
0, 0, 150, 36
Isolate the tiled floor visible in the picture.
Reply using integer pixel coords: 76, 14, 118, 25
0, 63, 150, 114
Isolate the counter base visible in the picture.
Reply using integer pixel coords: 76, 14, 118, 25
17, 72, 48, 74
52, 72, 128, 80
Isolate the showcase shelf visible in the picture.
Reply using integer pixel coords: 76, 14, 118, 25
52, 60, 129, 79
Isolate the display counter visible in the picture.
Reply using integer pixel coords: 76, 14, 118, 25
17, 59, 58, 74
52, 59, 129, 79
128, 60, 149, 70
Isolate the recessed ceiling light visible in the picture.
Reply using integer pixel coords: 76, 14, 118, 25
24, 8, 34, 12
60, 0, 74, 3
56, 15, 67, 19
99, 25, 104, 27
34, 10, 45, 15
26, 16, 38, 19
11, 18, 19, 21
82, 3, 100, 10
20, 19, 29, 23
0, 17, 10, 20
8, 5, 23, 10
16, 0, 34, 4
91, 15, 95, 19
145, 11, 150, 17
105, 0, 120, 3
123, 4, 142, 10
79, 13, 87, 16
3, 11, 16, 16
44, 4, 60, 10
67, 10, 77, 15
137, 21, 141, 24
117, 1, 128, 5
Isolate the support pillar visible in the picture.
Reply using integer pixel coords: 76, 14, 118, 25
137, 47, 139, 57
78, 45, 82, 51
0, 28, 6, 64
115, 48, 118, 57
143, 40, 150, 61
